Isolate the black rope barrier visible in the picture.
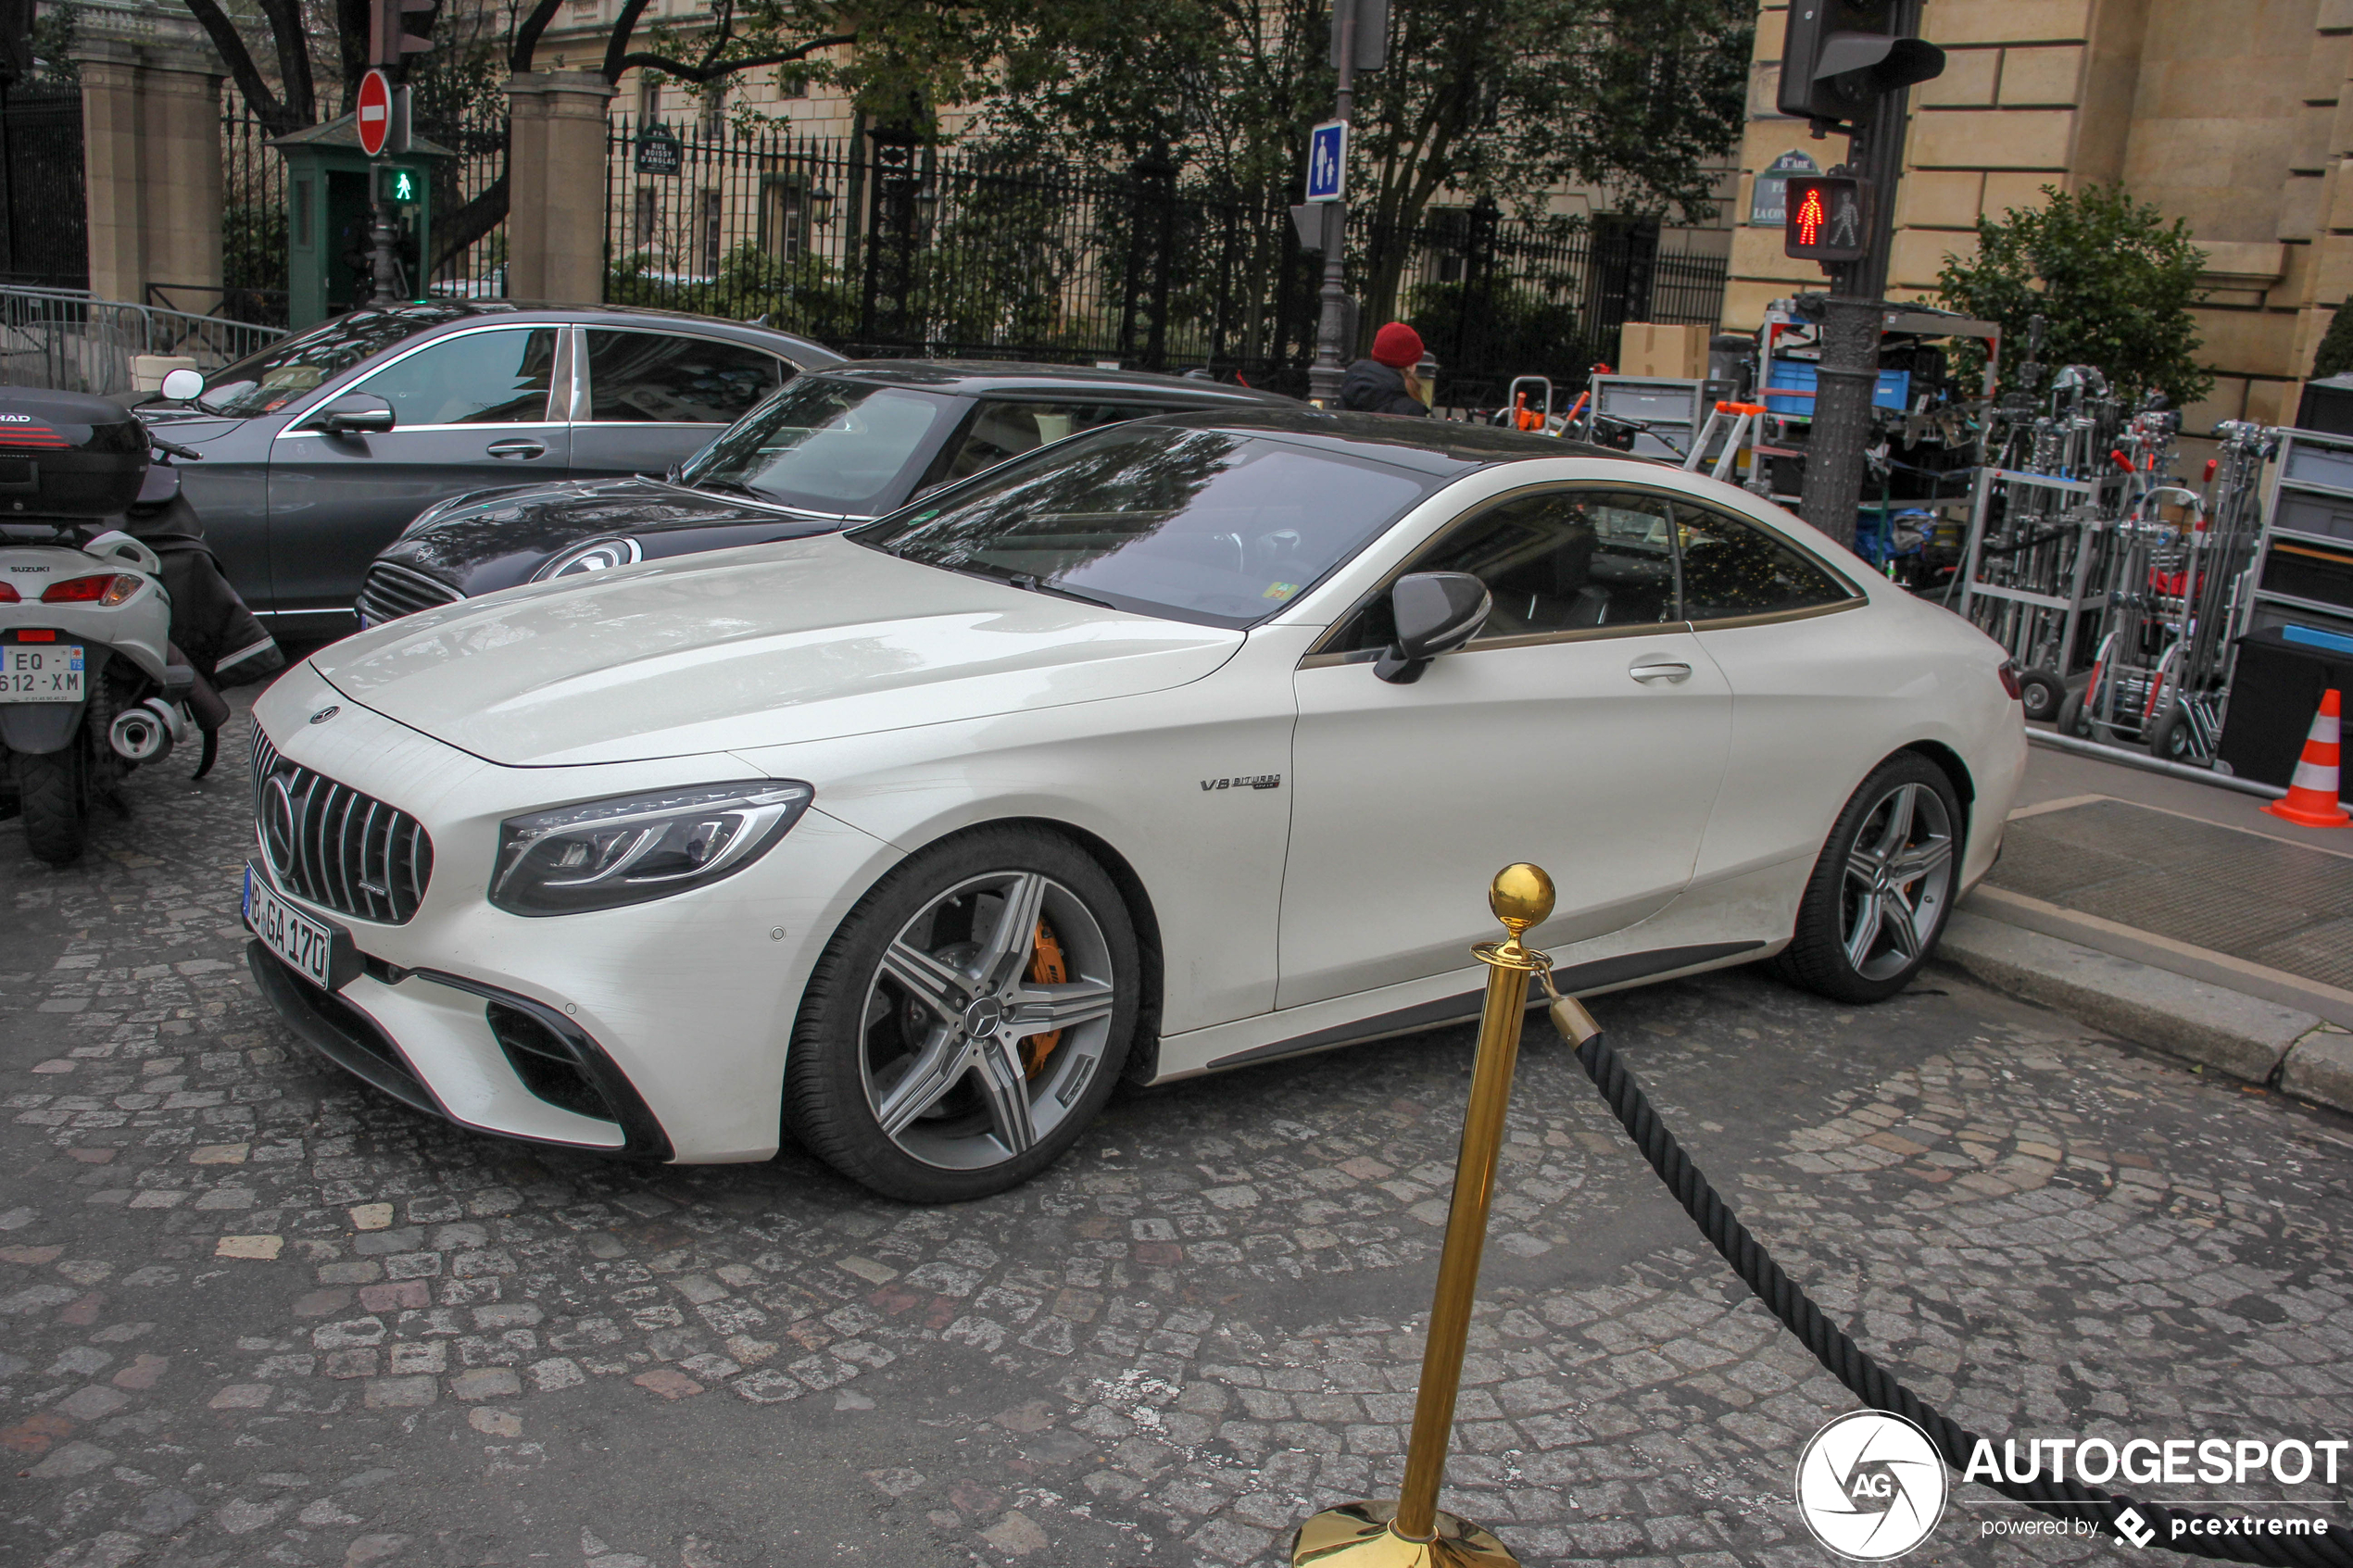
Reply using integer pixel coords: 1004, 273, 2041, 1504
1557, 1018, 2350, 1568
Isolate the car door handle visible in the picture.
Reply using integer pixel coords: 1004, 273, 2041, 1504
485, 439, 546, 459
1629, 659, 1693, 684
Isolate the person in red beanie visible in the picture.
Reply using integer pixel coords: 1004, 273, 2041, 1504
1340, 321, 1430, 416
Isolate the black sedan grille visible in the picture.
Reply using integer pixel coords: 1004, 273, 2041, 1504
357, 561, 464, 626
251, 728, 434, 924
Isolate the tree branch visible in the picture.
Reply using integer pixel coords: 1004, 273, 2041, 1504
601, 0, 657, 84
608, 38, 854, 85
180, 0, 296, 132
510, 0, 566, 73
432, 172, 507, 274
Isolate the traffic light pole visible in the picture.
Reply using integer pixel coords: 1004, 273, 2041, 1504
1306, 0, 1360, 406
1797, 0, 1923, 551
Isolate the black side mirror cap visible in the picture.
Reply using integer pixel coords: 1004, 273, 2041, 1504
1376, 571, 1491, 684
316, 394, 396, 436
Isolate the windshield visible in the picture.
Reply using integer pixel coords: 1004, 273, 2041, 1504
849, 424, 1433, 628
198, 307, 475, 418
677, 377, 954, 513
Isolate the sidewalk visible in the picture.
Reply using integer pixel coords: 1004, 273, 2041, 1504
1937, 734, 2353, 1117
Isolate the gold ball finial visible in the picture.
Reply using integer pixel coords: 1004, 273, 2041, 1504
1490, 863, 1554, 936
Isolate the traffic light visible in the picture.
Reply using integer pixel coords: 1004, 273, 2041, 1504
1778, 1, 1944, 130
1783, 173, 1870, 263
374, 164, 422, 206
371, 0, 435, 74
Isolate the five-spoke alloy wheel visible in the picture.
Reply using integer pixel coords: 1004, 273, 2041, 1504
786, 827, 1139, 1201
1776, 753, 1961, 1003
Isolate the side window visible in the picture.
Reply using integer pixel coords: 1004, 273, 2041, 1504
1673, 502, 1853, 622
1334, 489, 1679, 653
585, 332, 786, 424
353, 329, 558, 426
933, 401, 1165, 486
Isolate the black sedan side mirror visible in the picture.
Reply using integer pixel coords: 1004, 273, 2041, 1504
1376, 571, 1491, 684
316, 394, 396, 436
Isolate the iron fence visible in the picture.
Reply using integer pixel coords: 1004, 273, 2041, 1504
0, 283, 286, 392
0, 82, 86, 292
210, 108, 291, 327
418, 94, 508, 300
604, 119, 1727, 401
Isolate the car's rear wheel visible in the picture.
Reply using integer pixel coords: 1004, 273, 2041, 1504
1774, 753, 1960, 1004
784, 825, 1139, 1202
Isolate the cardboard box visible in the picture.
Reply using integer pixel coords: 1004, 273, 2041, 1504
1617, 322, 1708, 380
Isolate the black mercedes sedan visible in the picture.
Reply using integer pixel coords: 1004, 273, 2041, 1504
354, 360, 1296, 627
138, 301, 843, 636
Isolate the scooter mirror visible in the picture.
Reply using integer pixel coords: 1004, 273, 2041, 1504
158, 367, 205, 403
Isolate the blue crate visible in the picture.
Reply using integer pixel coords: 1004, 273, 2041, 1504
1760, 359, 1911, 418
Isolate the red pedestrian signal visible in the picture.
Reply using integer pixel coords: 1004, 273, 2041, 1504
1784, 173, 1870, 263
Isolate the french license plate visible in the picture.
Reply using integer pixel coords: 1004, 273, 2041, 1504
0, 643, 83, 703
245, 866, 335, 989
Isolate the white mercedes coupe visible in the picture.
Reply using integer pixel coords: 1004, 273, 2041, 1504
242, 410, 2026, 1200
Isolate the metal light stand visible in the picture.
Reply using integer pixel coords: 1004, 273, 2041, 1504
1292, 863, 1568, 1567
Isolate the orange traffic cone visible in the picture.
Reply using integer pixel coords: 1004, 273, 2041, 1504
2265, 688, 2353, 828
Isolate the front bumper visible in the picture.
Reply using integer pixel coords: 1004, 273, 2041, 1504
242, 665, 900, 1162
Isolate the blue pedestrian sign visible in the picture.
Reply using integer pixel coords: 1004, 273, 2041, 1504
1306, 120, 1347, 203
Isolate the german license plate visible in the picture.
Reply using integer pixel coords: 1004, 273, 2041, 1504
245, 866, 334, 989
0, 643, 82, 703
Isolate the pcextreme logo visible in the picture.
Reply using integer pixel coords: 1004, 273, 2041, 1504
1794, 1411, 1950, 1561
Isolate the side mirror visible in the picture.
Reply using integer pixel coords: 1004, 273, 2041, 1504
317, 394, 396, 436
1376, 571, 1491, 684
158, 367, 205, 403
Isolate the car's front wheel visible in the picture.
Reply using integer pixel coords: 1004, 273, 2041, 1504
1775, 753, 1961, 1004
784, 825, 1139, 1202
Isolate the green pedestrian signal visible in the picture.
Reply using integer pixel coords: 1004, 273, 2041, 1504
375, 164, 421, 206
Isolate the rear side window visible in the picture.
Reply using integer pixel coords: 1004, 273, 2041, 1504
1673, 502, 1852, 621
585, 331, 786, 424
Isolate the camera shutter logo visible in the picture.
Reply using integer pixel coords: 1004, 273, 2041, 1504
1795, 1411, 1949, 1561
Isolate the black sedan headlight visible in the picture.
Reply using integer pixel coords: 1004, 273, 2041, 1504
490, 782, 813, 915
533, 537, 643, 581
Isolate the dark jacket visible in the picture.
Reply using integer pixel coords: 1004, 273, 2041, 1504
126, 493, 283, 690
1339, 358, 1428, 417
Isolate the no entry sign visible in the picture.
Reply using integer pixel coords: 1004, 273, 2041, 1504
357, 69, 393, 157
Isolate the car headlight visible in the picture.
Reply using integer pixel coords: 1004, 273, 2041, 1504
534, 537, 643, 581
490, 781, 813, 916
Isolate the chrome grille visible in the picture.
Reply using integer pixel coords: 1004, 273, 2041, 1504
356, 561, 463, 627
250, 728, 434, 924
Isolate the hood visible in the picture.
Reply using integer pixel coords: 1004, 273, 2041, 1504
380, 476, 841, 597
314, 533, 1245, 767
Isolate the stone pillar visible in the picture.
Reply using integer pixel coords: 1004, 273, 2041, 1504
69, 36, 225, 307
506, 72, 616, 304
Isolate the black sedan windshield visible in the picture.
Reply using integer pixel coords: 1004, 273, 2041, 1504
850, 424, 1433, 627
198, 307, 471, 418
678, 376, 953, 513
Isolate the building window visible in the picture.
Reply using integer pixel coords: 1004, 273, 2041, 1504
635, 185, 659, 254
700, 81, 727, 139
636, 73, 660, 128
760, 176, 804, 258
779, 71, 808, 99
701, 187, 723, 275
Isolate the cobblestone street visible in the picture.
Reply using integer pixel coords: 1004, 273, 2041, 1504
6, 700, 2353, 1568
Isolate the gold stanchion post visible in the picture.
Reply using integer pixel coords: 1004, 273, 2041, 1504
1290, 863, 1556, 1568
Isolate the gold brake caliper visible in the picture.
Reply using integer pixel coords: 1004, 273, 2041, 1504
1022, 921, 1066, 1078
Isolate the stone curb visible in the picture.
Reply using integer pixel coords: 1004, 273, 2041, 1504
1934, 910, 2353, 1117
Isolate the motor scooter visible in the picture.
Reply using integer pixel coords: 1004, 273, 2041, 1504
0, 389, 231, 865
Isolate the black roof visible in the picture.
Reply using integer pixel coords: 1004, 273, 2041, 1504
1139, 407, 1652, 473
806, 359, 1298, 405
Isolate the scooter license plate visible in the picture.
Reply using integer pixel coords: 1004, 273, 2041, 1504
0, 643, 83, 703
245, 866, 336, 990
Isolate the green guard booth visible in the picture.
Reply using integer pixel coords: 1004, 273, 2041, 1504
271, 115, 455, 329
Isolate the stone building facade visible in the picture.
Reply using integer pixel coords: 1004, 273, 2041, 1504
1725, 0, 2353, 434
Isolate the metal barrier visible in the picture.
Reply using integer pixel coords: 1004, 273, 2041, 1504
0, 284, 286, 393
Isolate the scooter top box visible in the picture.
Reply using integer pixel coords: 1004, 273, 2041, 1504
0, 386, 148, 519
